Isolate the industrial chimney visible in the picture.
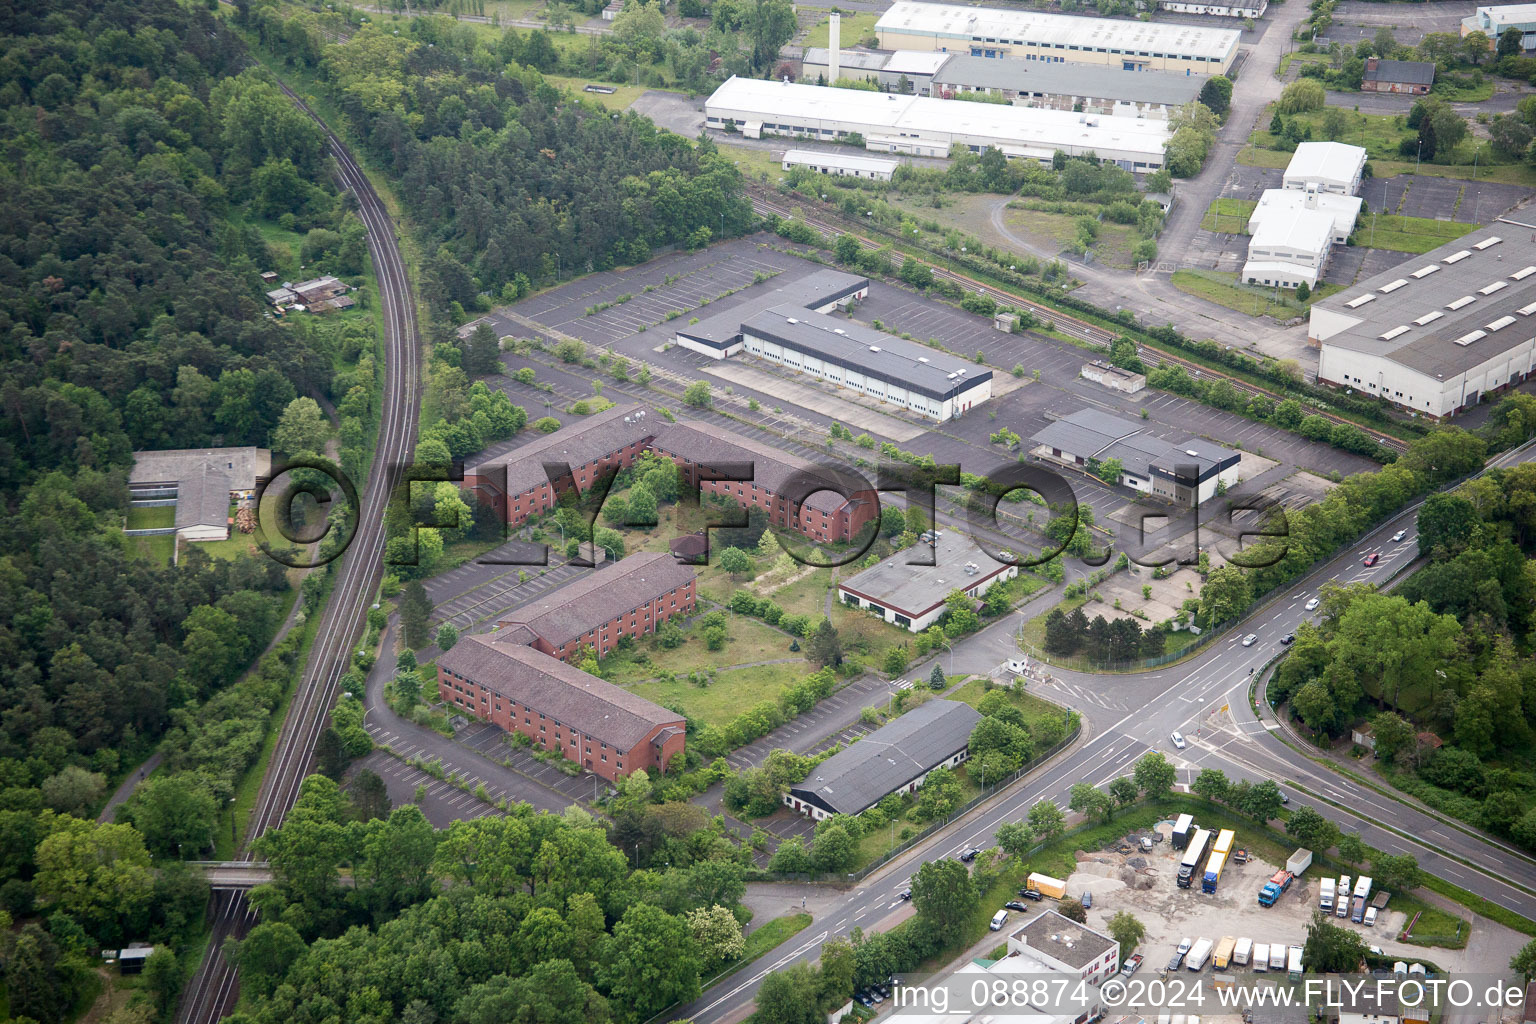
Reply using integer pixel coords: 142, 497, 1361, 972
829, 13, 841, 85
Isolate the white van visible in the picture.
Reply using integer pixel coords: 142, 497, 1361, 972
990, 909, 1009, 931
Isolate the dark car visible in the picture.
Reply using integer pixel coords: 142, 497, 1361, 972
1167, 952, 1186, 971
855, 992, 874, 1008
1280, 633, 1295, 646
959, 848, 981, 863
898, 889, 912, 901
1017, 887, 1044, 900
1080, 891, 1092, 909
1363, 552, 1381, 567
1005, 900, 1029, 912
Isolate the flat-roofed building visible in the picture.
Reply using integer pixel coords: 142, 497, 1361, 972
463, 403, 656, 526
1032, 408, 1240, 505
800, 46, 891, 85
1008, 911, 1121, 985
739, 304, 993, 420
1463, 4, 1536, 49
875, 1, 1240, 75
838, 529, 1017, 632
649, 422, 880, 545
1081, 359, 1147, 393
1242, 207, 1337, 289
1283, 141, 1367, 195
494, 551, 696, 661
784, 699, 982, 818
1156, 0, 1266, 17
674, 268, 869, 359
781, 149, 900, 180
128, 447, 271, 543
1247, 187, 1362, 244
932, 54, 1204, 119
705, 76, 1172, 170
1311, 229, 1536, 418
437, 636, 685, 780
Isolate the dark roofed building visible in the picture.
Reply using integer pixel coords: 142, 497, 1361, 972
838, 529, 1018, 632
784, 699, 981, 818
650, 422, 879, 544
1031, 408, 1240, 506
674, 268, 869, 359
128, 447, 270, 543
496, 551, 696, 660
464, 403, 656, 525
437, 635, 685, 780
1361, 57, 1434, 94
932, 54, 1204, 118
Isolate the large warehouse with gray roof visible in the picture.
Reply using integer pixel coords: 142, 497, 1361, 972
785, 699, 982, 818
1311, 228, 1536, 419
1032, 408, 1240, 505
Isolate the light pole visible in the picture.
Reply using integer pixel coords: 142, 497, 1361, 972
229, 796, 237, 853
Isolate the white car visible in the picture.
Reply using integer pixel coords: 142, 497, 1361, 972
1305, 597, 1320, 612
1392, 530, 1406, 542
1364, 907, 1379, 927
1171, 731, 1187, 749
1241, 634, 1258, 647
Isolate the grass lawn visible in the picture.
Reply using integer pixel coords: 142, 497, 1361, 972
1020, 595, 1086, 650
1236, 145, 1291, 169
1275, 51, 1332, 78
1354, 213, 1478, 253
599, 613, 797, 686
126, 505, 174, 530
1172, 269, 1339, 319
804, 11, 878, 48
543, 74, 649, 110
1431, 78, 1494, 102
1392, 891, 1470, 949
947, 680, 1069, 736
740, 913, 813, 962
1199, 198, 1256, 234
127, 534, 176, 565
1001, 207, 1142, 269
627, 662, 805, 727
193, 533, 263, 561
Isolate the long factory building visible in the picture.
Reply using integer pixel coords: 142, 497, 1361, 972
1311, 229, 1536, 419
875, 1, 1241, 76
705, 75, 1171, 170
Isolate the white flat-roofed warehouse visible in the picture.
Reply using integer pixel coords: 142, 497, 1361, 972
875, 1, 1240, 76
1311, 230, 1536, 419
741, 305, 993, 420
705, 76, 1171, 170
1033, 408, 1240, 505
839, 529, 1019, 632
781, 149, 899, 180
1246, 188, 1362, 244
673, 268, 868, 359
784, 699, 982, 818
1283, 141, 1367, 195
931, 55, 1205, 120
1242, 207, 1337, 289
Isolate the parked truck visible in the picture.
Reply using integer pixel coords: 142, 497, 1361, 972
1186, 937, 1213, 972
1234, 938, 1252, 967
1172, 813, 1194, 850
1178, 828, 1212, 889
1269, 944, 1287, 971
1351, 896, 1367, 923
1258, 869, 1293, 906
1213, 936, 1236, 970
1287, 945, 1304, 981
1202, 850, 1228, 894
1336, 876, 1351, 918
1354, 876, 1373, 901
1319, 877, 1336, 912
1026, 873, 1067, 900
1252, 943, 1269, 972
1287, 848, 1312, 877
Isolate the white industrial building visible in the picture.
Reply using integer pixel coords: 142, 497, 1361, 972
1033, 408, 1241, 505
875, 1, 1241, 75
673, 268, 868, 359
781, 148, 899, 180
839, 529, 1018, 631
1462, 4, 1536, 50
1242, 208, 1338, 289
740, 305, 993, 420
1158, 0, 1267, 16
1312, 229, 1536, 419
705, 76, 1171, 170
1247, 188, 1362, 244
1283, 141, 1367, 195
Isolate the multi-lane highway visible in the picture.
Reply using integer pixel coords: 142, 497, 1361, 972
174, 87, 422, 1024
669, 435, 1536, 1024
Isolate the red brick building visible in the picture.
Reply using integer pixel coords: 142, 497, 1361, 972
648, 423, 878, 545
496, 551, 696, 660
1360, 57, 1434, 94
463, 403, 656, 527
437, 636, 685, 780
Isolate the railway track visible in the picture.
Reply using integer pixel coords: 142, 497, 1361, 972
748, 188, 1410, 454
175, 85, 422, 1024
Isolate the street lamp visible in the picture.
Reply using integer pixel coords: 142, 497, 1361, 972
229, 797, 237, 853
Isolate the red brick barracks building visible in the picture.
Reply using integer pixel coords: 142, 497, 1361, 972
437, 635, 685, 782
495, 551, 696, 660
464, 403, 877, 546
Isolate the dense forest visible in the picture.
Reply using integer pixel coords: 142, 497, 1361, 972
242, 1, 758, 320
0, 1, 389, 1020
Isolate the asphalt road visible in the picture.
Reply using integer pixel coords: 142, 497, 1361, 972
175, 85, 423, 1024
670, 435, 1536, 1024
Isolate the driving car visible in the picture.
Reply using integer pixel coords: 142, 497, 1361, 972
1005, 900, 1029, 912
1120, 954, 1144, 977
1171, 731, 1186, 749
1278, 789, 1289, 804
959, 848, 981, 863
1392, 530, 1406, 542
1241, 633, 1258, 646
1363, 552, 1381, 567
1305, 597, 1320, 611
898, 889, 912, 901
1280, 633, 1295, 646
